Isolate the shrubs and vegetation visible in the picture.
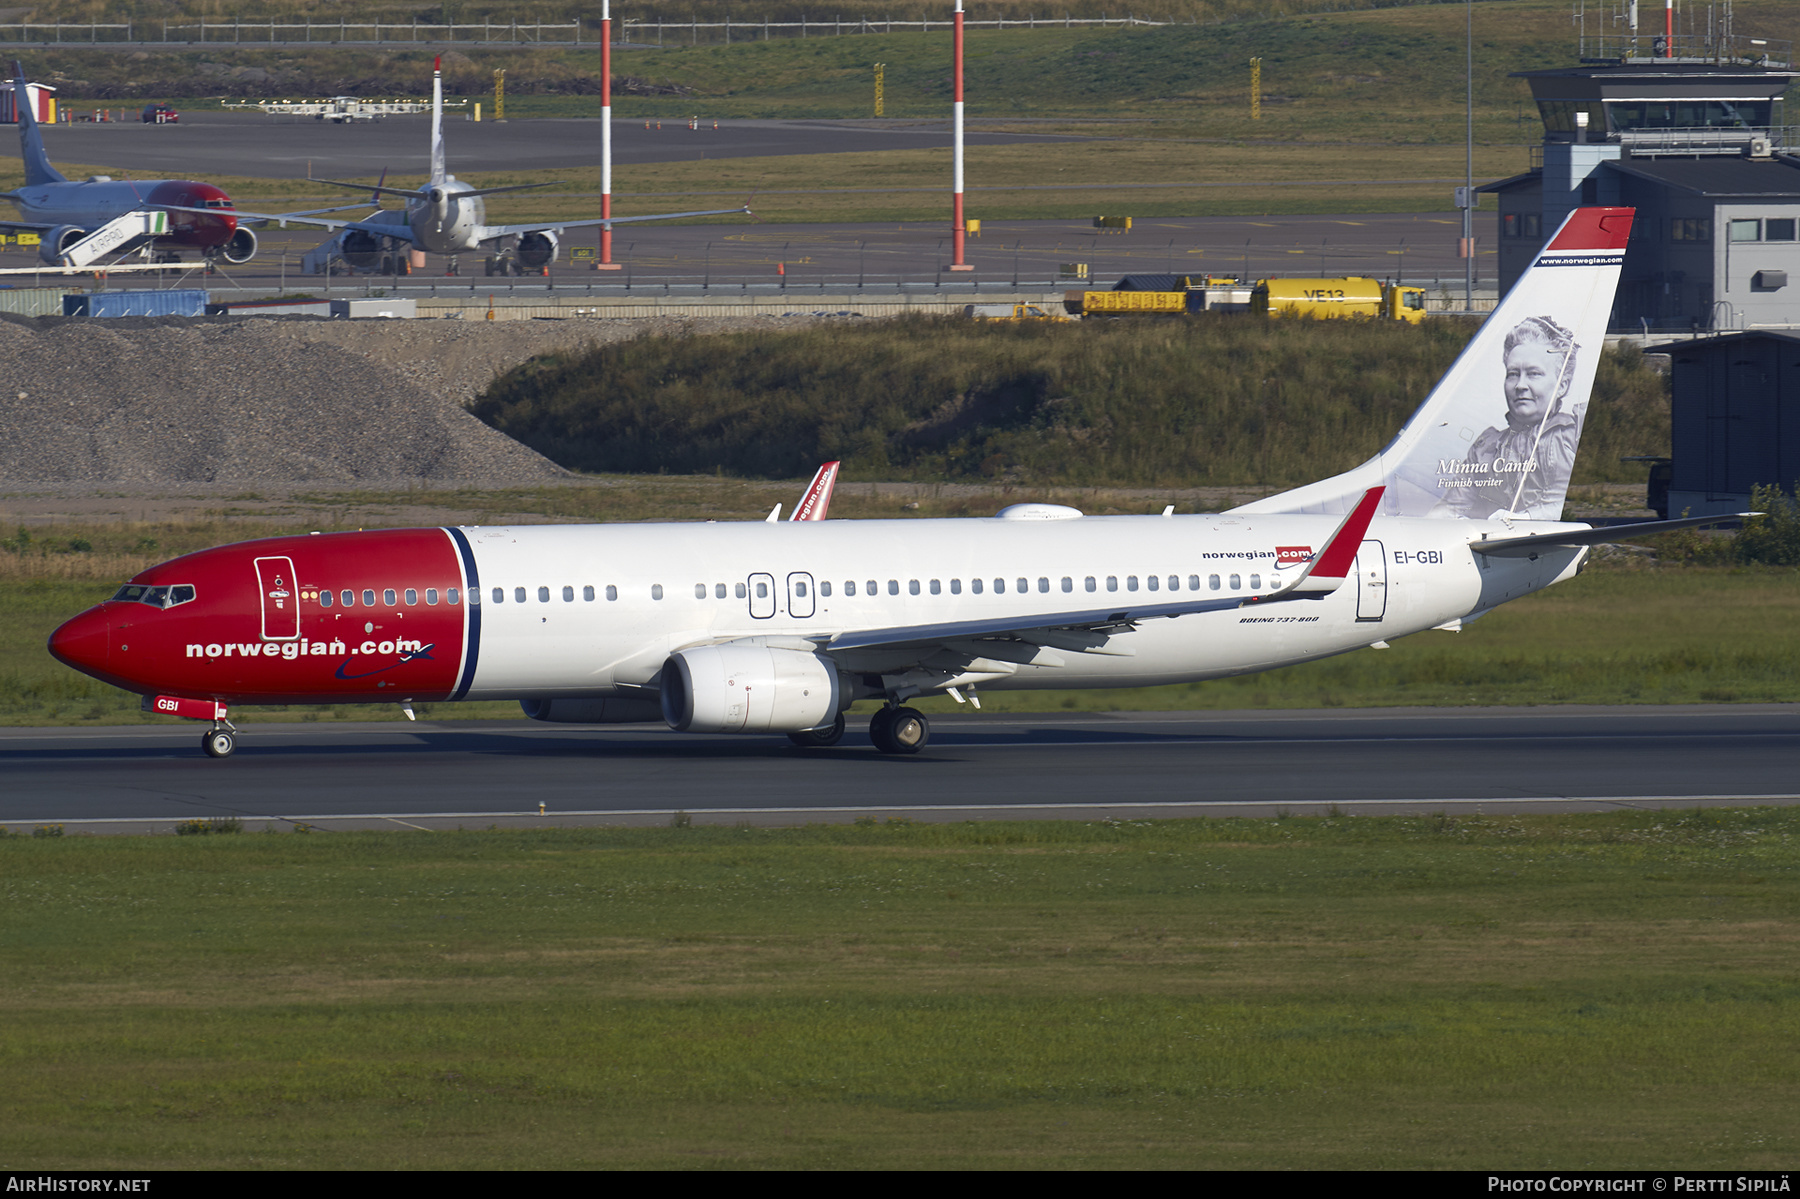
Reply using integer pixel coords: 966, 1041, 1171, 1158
471, 315, 1672, 487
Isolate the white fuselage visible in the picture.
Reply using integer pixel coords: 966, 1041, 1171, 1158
454, 512, 1584, 700
403, 180, 487, 253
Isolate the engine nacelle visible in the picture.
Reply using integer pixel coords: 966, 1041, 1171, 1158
340, 230, 384, 270
40, 226, 84, 266
220, 226, 257, 265
517, 230, 559, 269
660, 644, 842, 734
520, 697, 663, 724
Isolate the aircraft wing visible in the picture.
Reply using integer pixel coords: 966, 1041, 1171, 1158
815, 488, 1384, 660
166, 204, 419, 244
1470, 513, 1756, 558
0, 216, 58, 233
476, 205, 753, 239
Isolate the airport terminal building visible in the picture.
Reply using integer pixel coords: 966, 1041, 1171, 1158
1483, 50, 1800, 333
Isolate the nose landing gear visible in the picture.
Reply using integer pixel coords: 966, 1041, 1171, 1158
868, 706, 929, 755
201, 721, 238, 759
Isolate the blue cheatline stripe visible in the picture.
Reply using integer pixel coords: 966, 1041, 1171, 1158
445, 527, 481, 700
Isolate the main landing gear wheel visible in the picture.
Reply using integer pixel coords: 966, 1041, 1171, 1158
869, 706, 929, 755
787, 713, 847, 748
201, 728, 236, 759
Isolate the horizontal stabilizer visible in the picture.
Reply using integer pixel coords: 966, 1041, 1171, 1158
1471, 513, 1756, 558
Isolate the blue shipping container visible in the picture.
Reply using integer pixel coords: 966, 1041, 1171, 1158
63, 289, 209, 318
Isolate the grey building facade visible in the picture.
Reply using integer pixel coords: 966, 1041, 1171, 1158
1483, 59, 1800, 332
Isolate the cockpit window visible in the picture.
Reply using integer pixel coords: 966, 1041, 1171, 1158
203, 199, 233, 209
110, 583, 196, 609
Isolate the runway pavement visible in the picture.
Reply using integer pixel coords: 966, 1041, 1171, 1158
5, 705, 1796, 834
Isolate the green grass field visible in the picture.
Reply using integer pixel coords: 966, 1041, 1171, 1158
2, 812, 1796, 1168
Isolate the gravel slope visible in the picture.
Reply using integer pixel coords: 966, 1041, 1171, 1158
0, 313, 795, 487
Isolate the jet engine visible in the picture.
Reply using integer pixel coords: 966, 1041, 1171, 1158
39, 226, 85, 266
517, 230, 559, 269
660, 644, 842, 734
520, 697, 663, 724
220, 226, 257, 265
340, 230, 384, 270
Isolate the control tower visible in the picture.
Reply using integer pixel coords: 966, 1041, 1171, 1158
1483, 22, 1800, 331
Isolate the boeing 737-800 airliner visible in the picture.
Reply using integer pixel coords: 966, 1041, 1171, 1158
49, 206, 1740, 758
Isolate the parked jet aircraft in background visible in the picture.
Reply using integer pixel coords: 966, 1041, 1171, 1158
0, 62, 259, 266
203, 56, 751, 273
49, 207, 1746, 758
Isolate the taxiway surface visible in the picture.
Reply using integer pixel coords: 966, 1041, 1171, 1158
7, 705, 1795, 833
37, 114, 1081, 177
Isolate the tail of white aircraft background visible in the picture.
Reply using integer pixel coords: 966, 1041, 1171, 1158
11, 62, 66, 188
428, 56, 447, 188
1233, 206, 1635, 522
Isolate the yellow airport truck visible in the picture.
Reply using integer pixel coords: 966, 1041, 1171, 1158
1075, 290, 1187, 316
964, 302, 1070, 321
1252, 277, 1427, 323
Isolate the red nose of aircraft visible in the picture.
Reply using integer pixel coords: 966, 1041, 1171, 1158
48, 605, 110, 676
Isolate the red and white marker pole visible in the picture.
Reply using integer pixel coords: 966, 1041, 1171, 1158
949, 0, 973, 271
1664, 0, 1674, 57
597, 0, 622, 270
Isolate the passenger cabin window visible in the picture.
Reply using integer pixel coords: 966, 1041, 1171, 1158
1107, 576, 1118, 592
1230, 574, 1242, 590
845, 581, 857, 596
694, 584, 707, 599
426, 589, 439, 605
756, 581, 769, 599
949, 579, 960, 595
888, 580, 899, 596
565, 586, 576, 602
341, 590, 355, 606
384, 589, 397, 606
1018, 578, 1029, 594
1085, 576, 1096, 592
909, 580, 921, 596
994, 578, 1006, 594
320, 590, 334, 608
492, 587, 504, 604
1061, 577, 1073, 593
537, 587, 550, 603
714, 583, 727, 599
363, 590, 376, 607
405, 589, 418, 605
1147, 576, 1159, 591
736, 582, 747, 599
927, 580, 939, 595
1250, 574, 1262, 590
1188, 575, 1199, 591
449, 588, 461, 605
606, 585, 618, 601
866, 580, 877, 596
584, 586, 595, 601
1209, 575, 1221, 591
652, 584, 664, 600
797, 581, 809, 597
972, 578, 983, 594
514, 587, 526, 603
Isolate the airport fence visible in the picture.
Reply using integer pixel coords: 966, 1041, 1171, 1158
0, 15, 1169, 47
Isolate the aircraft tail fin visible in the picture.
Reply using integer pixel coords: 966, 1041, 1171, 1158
11, 63, 65, 188
428, 56, 446, 186
1231, 206, 1635, 521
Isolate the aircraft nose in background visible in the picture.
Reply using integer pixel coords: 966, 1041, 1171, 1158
48, 606, 109, 673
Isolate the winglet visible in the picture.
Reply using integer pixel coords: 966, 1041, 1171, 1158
791, 461, 840, 521
1275, 486, 1384, 598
